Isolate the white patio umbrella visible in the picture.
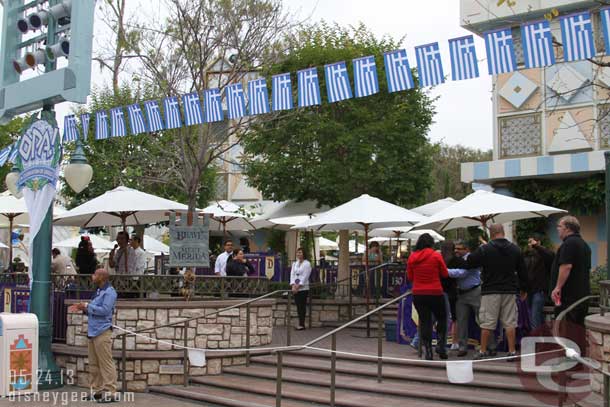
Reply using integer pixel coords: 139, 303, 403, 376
202, 200, 255, 236
412, 190, 566, 232
53, 186, 189, 229
250, 200, 330, 229
293, 194, 426, 294
411, 197, 457, 216
317, 236, 338, 251
54, 234, 116, 251
0, 191, 29, 265
143, 235, 169, 255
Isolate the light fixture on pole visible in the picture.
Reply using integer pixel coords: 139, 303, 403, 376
5, 165, 22, 198
64, 137, 92, 193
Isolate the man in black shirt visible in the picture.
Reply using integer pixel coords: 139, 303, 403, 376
551, 215, 591, 326
523, 234, 554, 330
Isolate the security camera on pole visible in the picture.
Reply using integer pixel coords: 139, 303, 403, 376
0, 0, 96, 389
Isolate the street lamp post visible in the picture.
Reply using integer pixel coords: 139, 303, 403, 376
605, 151, 610, 280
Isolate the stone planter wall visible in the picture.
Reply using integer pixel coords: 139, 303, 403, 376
66, 298, 274, 350
58, 298, 275, 392
586, 314, 610, 396
272, 298, 369, 327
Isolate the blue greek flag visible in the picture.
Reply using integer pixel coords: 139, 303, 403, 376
324, 62, 352, 103
95, 111, 109, 140
248, 78, 270, 115
204, 88, 224, 123
415, 42, 445, 87
272, 73, 293, 111
63, 114, 79, 143
353, 56, 379, 98
560, 12, 596, 61
297, 67, 321, 107
127, 104, 148, 135
603, 7, 610, 55
8, 143, 18, 163
226, 83, 246, 120
383, 49, 414, 93
448, 36, 479, 81
144, 100, 164, 132
81, 113, 90, 140
182, 92, 204, 126
484, 28, 517, 75
110, 107, 127, 137
521, 20, 555, 68
163, 96, 182, 129
0, 146, 11, 167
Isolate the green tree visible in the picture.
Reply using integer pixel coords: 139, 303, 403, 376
427, 143, 492, 202
0, 116, 26, 187
241, 23, 436, 207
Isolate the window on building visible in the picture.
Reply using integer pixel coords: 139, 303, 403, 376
215, 173, 229, 200
498, 114, 542, 158
511, 27, 525, 67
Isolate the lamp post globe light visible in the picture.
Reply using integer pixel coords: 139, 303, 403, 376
64, 138, 93, 193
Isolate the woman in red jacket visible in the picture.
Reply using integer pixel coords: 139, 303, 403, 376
407, 233, 449, 360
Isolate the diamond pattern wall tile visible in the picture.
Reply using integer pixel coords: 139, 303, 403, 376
548, 64, 588, 102
499, 71, 538, 109
499, 114, 541, 158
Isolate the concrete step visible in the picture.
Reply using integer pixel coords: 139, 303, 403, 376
150, 383, 320, 407
190, 373, 472, 407
247, 353, 554, 394
219, 364, 547, 407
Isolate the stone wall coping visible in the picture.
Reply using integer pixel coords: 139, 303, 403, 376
65, 298, 277, 309
52, 343, 273, 360
276, 298, 393, 305
585, 314, 610, 334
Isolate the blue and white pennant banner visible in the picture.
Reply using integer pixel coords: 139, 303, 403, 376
602, 7, 610, 56
521, 20, 555, 68
484, 28, 517, 75
204, 88, 224, 123
63, 115, 79, 143
110, 107, 127, 137
248, 78, 270, 115
226, 83, 246, 119
560, 12, 596, 62
297, 68, 321, 107
182, 92, 204, 126
95, 111, 109, 140
448, 36, 479, 81
415, 42, 444, 87
127, 104, 148, 135
144, 101, 164, 132
384, 49, 414, 93
324, 61, 352, 102
353, 56, 379, 98
272, 73, 293, 111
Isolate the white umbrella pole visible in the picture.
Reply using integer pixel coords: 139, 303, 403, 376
8, 215, 13, 270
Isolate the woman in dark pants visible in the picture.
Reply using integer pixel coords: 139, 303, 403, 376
407, 234, 449, 360
290, 248, 312, 330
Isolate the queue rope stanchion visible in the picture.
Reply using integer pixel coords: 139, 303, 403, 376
183, 323, 189, 387
275, 350, 283, 407
121, 335, 127, 393
246, 302, 251, 367
330, 333, 337, 407
377, 309, 383, 383
286, 290, 292, 347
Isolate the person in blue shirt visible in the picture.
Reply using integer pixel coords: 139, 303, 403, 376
69, 268, 118, 402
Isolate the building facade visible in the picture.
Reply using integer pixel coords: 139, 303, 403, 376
460, 0, 609, 266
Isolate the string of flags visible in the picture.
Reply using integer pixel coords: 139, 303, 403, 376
0, 9, 608, 167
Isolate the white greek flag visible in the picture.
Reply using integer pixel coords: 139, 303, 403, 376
383, 49, 414, 93
353, 56, 379, 98
95, 111, 109, 140
0, 146, 11, 167
63, 115, 79, 143
560, 12, 596, 61
272, 73, 293, 111
163, 96, 182, 129
415, 42, 445, 87
248, 78, 270, 115
297, 68, 321, 107
226, 83, 246, 120
81, 113, 90, 140
144, 101, 164, 132
324, 62, 352, 103
448, 36, 479, 81
110, 107, 127, 138
8, 142, 18, 163
603, 7, 610, 55
127, 104, 148, 135
521, 20, 555, 68
204, 88, 224, 123
182, 92, 204, 126
484, 28, 517, 75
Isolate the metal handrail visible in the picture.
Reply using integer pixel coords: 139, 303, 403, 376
552, 294, 607, 407
303, 290, 411, 348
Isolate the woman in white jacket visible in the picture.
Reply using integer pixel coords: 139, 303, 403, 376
290, 248, 312, 330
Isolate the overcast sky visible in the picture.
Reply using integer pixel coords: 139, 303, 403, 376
56, 0, 493, 150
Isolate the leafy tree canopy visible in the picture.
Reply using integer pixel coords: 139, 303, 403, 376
241, 23, 437, 208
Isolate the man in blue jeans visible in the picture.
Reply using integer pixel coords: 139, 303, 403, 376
523, 234, 554, 331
